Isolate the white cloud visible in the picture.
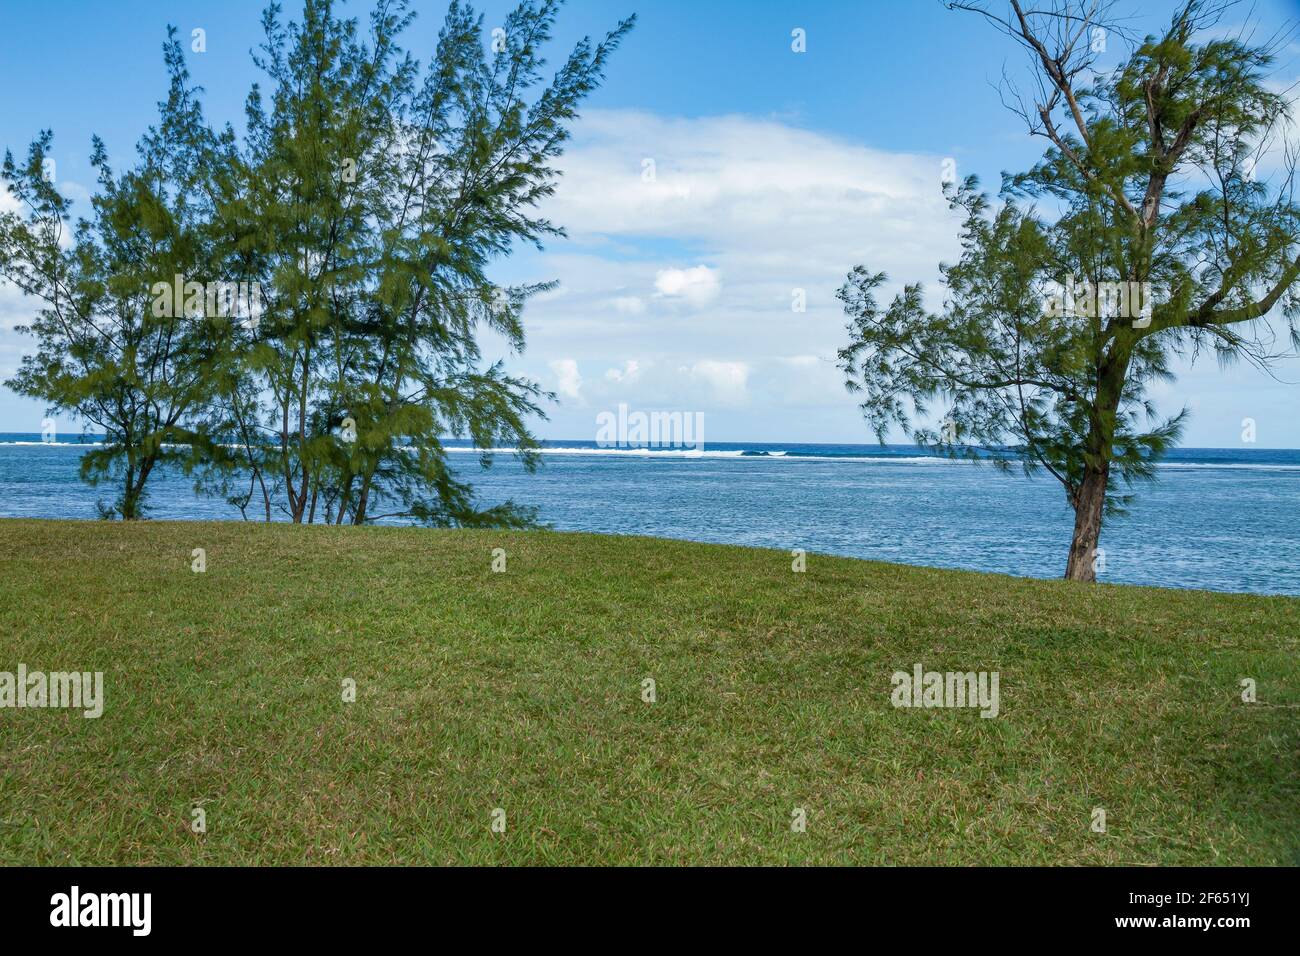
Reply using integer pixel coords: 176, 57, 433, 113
653, 265, 720, 307
540, 110, 953, 274
604, 359, 640, 383
683, 359, 749, 406
548, 358, 583, 402
610, 296, 645, 314
498, 110, 962, 438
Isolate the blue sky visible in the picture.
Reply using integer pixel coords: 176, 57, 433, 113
1, 0, 1298, 445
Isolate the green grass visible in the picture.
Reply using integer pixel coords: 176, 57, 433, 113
0, 518, 1296, 865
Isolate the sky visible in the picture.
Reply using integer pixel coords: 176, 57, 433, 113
1, 0, 1298, 446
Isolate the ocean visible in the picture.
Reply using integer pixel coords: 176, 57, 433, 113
2, 433, 1298, 595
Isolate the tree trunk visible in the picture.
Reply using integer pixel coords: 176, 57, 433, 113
121, 459, 138, 520
120, 457, 156, 521
1064, 463, 1107, 582
1065, 341, 1130, 583
352, 472, 373, 525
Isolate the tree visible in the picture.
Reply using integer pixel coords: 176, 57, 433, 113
196, 0, 633, 525
0, 31, 230, 519
838, 0, 1299, 581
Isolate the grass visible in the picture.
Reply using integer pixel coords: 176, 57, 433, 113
0, 517, 1296, 866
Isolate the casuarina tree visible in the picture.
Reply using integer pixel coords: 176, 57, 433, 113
838, 0, 1299, 581
0, 30, 230, 518
199, 0, 633, 525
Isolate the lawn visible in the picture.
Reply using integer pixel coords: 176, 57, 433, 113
0, 518, 1295, 865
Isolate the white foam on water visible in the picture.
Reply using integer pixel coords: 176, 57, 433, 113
3, 441, 1297, 471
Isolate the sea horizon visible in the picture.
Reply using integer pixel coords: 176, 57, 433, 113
5, 432, 1300, 461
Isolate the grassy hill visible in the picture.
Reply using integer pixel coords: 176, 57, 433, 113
0, 518, 1295, 865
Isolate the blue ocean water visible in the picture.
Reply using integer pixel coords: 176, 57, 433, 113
2, 433, 1298, 595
